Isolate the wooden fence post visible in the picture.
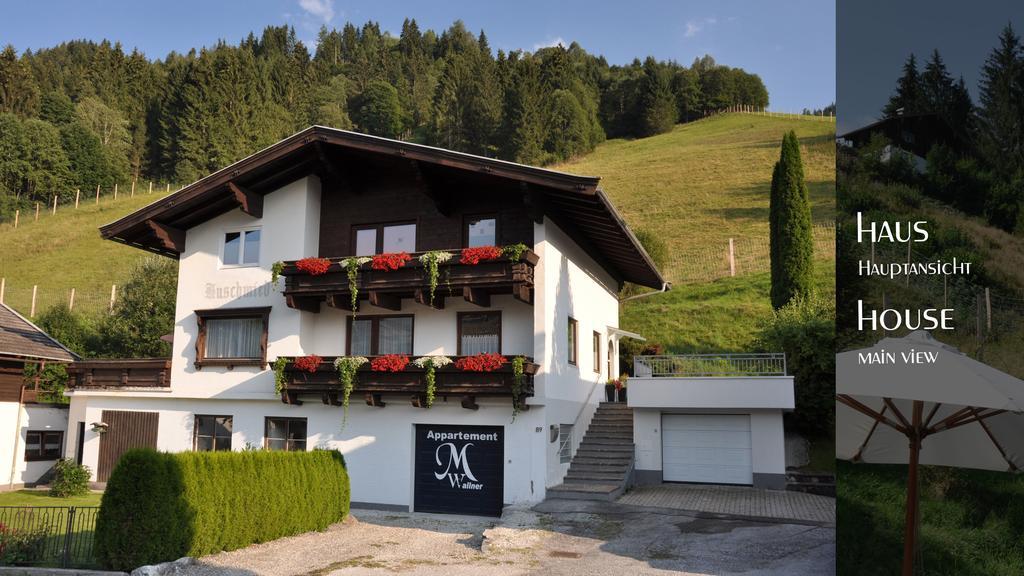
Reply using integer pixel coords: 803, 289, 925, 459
13, 210, 18, 229
166, 183, 170, 194
69, 288, 76, 311
109, 284, 117, 312
114, 183, 118, 200
728, 238, 736, 277
131, 179, 136, 197
148, 181, 153, 194
52, 195, 57, 215
96, 184, 101, 204
75, 189, 80, 209
35, 202, 40, 221
985, 287, 992, 333
30, 285, 37, 317
0, 278, 5, 304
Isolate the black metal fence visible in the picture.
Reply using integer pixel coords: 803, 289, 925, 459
0, 506, 99, 568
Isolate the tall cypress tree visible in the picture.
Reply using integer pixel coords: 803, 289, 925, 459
769, 131, 813, 309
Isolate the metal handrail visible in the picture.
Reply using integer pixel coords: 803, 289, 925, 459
633, 353, 787, 377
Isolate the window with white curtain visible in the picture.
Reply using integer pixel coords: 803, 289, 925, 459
458, 312, 501, 355
348, 315, 413, 355
195, 307, 270, 368
205, 317, 262, 358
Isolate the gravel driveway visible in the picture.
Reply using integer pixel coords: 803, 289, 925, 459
181, 501, 834, 576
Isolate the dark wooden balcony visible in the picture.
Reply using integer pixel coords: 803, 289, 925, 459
279, 249, 538, 312
66, 358, 172, 389
278, 355, 537, 409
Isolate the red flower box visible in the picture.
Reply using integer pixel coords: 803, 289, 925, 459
295, 257, 332, 276
293, 355, 322, 373
371, 354, 410, 372
460, 245, 502, 265
455, 353, 507, 372
371, 252, 412, 271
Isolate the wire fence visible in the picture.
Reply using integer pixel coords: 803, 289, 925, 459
0, 180, 180, 229
0, 505, 99, 568
660, 223, 836, 284
712, 107, 836, 122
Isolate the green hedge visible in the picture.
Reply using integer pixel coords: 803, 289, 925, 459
94, 449, 349, 570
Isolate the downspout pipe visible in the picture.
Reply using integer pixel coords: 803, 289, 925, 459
618, 282, 671, 303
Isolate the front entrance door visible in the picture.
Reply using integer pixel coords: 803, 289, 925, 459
97, 410, 159, 481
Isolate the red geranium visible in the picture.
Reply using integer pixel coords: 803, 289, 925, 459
371, 252, 412, 271
455, 353, 507, 372
293, 354, 322, 373
371, 354, 410, 372
295, 257, 332, 276
460, 245, 502, 265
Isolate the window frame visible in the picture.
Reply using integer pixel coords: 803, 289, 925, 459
593, 331, 601, 374
567, 317, 578, 366
462, 213, 500, 248
24, 430, 63, 462
264, 417, 308, 452
193, 415, 233, 452
456, 311, 503, 355
220, 226, 262, 268
194, 306, 272, 370
350, 220, 418, 255
345, 314, 416, 356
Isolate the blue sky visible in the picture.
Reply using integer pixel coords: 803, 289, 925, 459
1, 0, 835, 113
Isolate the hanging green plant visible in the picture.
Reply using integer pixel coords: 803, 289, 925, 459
417, 251, 453, 306
412, 355, 452, 407
333, 356, 368, 425
511, 356, 526, 421
340, 257, 371, 313
270, 261, 285, 288
502, 243, 530, 262
272, 357, 289, 395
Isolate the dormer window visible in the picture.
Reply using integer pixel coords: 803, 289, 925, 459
353, 222, 417, 255
223, 228, 260, 266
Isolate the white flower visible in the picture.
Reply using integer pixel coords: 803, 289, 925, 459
334, 356, 368, 370
418, 251, 453, 265
413, 355, 453, 368
340, 256, 371, 269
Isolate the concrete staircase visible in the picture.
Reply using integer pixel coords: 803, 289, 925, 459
547, 402, 634, 501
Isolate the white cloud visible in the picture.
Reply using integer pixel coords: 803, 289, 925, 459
298, 0, 334, 23
533, 37, 566, 51
684, 17, 718, 38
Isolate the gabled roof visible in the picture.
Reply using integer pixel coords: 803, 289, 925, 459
100, 126, 667, 289
0, 302, 78, 363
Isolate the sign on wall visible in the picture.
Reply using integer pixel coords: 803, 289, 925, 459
413, 424, 504, 517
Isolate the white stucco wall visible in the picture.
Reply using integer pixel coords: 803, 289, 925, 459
633, 408, 787, 485
533, 217, 621, 487
628, 376, 795, 410
1, 402, 69, 487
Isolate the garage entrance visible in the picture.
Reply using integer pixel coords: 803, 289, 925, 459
413, 424, 504, 516
662, 414, 752, 485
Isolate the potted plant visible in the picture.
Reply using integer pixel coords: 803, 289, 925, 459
615, 374, 628, 403
605, 378, 617, 402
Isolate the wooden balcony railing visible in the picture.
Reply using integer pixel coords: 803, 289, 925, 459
279, 249, 538, 313
66, 358, 172, 389
278, 355, 537, 410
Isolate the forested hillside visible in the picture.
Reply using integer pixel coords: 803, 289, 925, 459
0, 20, 770, 223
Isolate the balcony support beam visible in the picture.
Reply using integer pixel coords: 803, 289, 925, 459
326, 293, 356, 312
227, 181, 263, 218
368, 291, 402, 311
145, 220, 185, 253
461, 395, 479, 410
286, 294, 321, 313
414, 288, 444, 309
365, 393, 386, 407
462, 286, 491, 308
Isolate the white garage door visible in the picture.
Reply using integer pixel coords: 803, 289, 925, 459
662, 414, 753, 485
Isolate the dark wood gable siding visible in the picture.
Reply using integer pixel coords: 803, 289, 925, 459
0, 359, 24, 403
318, 153, 534, 258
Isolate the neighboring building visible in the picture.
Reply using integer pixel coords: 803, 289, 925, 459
64, 126, 790, 515
1, 302, 77, 489
837, 112, 956, 173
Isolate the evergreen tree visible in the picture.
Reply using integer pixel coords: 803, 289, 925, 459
637, 57, 677, 136
977, 24, 1024, 177
769, 131, 813, 309
0, 45, 39, 116
883, 53, 923, 117
352, 80, 403, 138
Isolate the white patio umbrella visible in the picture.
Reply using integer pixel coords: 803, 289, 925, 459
836, 330, 1024, 576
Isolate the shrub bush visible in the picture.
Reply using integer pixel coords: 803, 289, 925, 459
49, 458, 91, 497
94, 448, 349, 571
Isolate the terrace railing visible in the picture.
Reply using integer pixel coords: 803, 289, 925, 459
633, 353, 787, 378
0, 505, 99, 568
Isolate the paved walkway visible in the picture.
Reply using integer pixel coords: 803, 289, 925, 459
617, 484, 835, 525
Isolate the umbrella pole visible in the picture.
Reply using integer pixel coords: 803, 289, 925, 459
902, 401, 923, 576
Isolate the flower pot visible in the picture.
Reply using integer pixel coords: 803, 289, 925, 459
605, 384, 616, 402
617, 388, 628, 403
